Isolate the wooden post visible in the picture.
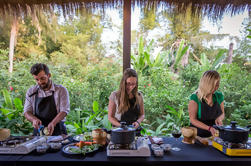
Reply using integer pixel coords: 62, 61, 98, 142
123, 0, 131, 71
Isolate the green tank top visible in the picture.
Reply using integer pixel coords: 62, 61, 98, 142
189, 91, 224, 119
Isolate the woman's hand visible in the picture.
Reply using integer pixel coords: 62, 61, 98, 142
215, 115, 224, 126
132, 121, 140, 129
209, 127, 217, 136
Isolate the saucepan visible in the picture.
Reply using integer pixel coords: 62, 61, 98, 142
213, 121, 250, 144
109, 122, 136, 144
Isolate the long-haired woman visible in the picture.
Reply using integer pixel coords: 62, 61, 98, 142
108, 68, 144, 129
188, 70, 225, 137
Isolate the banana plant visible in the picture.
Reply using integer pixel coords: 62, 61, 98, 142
170, 39, 190, 71
200, 49, 226, 72
131, 36, 167, 74
131, 37, 190, 74
131, 36, 153, 73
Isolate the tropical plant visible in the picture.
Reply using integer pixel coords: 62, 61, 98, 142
65, 101, 112, 135
169, 39, 189, 72
229, 104, 251, 127
165, 105, 189, 128
131, 37, 189, 75
0, 89, 32, 135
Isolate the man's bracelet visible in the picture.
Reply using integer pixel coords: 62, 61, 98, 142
136, 121, 140, 125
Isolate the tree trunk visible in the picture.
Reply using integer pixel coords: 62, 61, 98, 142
9, 16, 18, 73
181, 49, 189, 67
226, 43, 234, 64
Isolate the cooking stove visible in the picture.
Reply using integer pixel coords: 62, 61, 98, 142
212, 137, 251, 156
107, 137, 151, 157
0, 136, 46, 154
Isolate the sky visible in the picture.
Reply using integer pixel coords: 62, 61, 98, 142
101, 7, 249, 55
201, 11, 249, 49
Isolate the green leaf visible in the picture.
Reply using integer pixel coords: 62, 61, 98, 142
0, 108, 10, 115
93, 101, 99, 113
155, 122, 166, 136
2, 89, 13, 109
166, 105, 177, 115
74, 122, 80, 129
211, 50, 226, 69
174, 39, 189, 69
102, 114, 112, 130
13, 98, 23, 112
81, 120, 88, 132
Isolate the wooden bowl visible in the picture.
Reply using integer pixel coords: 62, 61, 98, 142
181, 127, 197, 138
0, 128, 10, 141
92, 129, 107, 145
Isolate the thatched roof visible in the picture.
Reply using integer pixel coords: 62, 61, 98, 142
0, 0, 250, 19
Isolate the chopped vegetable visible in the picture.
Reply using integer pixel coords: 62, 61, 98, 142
75, 141, 96, 148
67, 144, 99, 155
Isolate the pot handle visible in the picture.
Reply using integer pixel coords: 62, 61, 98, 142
230, 121, 237, 128
102, 128, 111, 134
120, 122, 128, 129
247, 125, 251, 132
213, 125, 223, 131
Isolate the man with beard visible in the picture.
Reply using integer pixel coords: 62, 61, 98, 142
24, 63, 70, 136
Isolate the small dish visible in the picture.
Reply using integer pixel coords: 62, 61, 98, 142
36, 144, 48, 154
49, 142, 62, 150
153, 148, 164, 157
151, 144, 160, 150
160, 144, 172, 152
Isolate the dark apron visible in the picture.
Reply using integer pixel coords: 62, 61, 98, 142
190, 99, 222, 137
33, 91, 67, 136
120, 97, 142, 136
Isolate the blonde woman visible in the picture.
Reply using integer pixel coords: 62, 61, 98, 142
108, 68, 144, 129
188, 70, 225, 137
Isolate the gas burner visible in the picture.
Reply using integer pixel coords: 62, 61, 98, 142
0, 136, 46, 154
212, 137, 251, 156
108, 142, 137, 150
107, 137, 151, 157
0, 136, 34, 147
214, 137, 250, 149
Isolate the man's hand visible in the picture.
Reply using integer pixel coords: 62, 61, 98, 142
32, 119, 42, 129
47, 122, 56, 136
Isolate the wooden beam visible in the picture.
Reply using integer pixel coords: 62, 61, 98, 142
123, 0, 131, 71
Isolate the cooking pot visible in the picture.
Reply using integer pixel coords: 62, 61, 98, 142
110, 122, 136, 144
213, 121, 250, 144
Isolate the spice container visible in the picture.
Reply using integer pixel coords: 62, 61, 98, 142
153, 147, 164, 157
49, 142, 62, 151
36, 144, 48, 154
160, 144, 172, 152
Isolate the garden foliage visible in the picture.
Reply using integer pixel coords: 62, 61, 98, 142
0, 10, 250, 136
